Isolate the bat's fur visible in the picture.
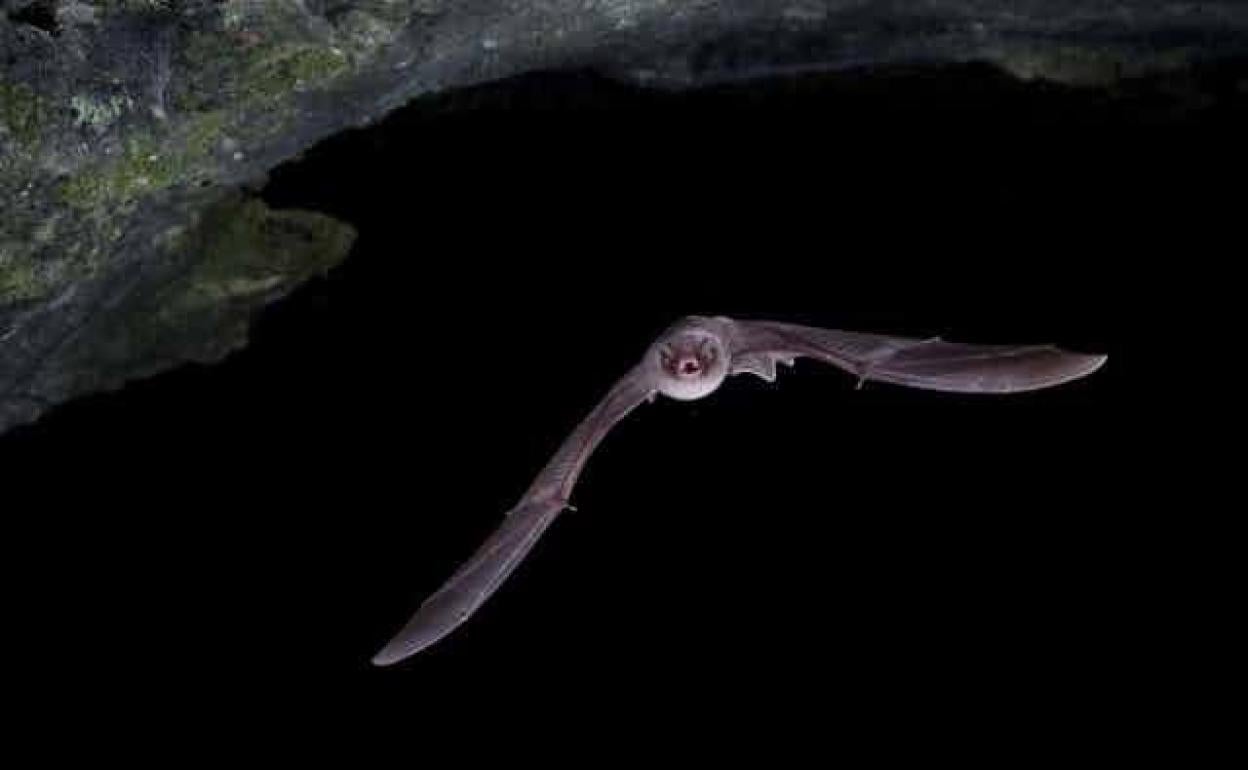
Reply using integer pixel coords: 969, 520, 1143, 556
648, 317, 732, 401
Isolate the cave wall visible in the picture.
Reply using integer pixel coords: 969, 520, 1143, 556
1, 0, 1245, 434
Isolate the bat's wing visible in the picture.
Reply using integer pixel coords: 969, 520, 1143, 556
727, 319, 1106, 393
372, 366, 654, 665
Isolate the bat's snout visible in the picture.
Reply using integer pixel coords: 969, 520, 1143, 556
676, 355, 703, 377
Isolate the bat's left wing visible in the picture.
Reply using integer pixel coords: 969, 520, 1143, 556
726, 318, 1106, 393
371, 365, 654, 665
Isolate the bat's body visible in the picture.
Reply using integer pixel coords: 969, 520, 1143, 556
372, 315, 1106, 665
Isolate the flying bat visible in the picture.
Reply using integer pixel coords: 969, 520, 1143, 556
372, 315, 1107, 665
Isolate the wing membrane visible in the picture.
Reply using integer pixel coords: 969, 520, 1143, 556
730, 320, 1105, 393
372, 368, 653, 665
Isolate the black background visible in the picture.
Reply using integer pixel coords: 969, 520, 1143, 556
1, 62, 1226, 755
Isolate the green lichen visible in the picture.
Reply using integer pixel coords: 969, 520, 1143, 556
242, 43, 351, 99
177, 30, 350, 113
0, 80, 45, 148
71, 93, 134, 133
183, 109, 228, 160
59, 110, 227, 208
0, 247, 43, 305
1, 209, 119, 305
59, 136, 178, 207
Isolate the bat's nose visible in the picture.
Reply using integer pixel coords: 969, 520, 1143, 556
678, 357, 701, 376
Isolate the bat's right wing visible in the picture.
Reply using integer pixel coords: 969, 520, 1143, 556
371, 365, 654, 666
727, 319, 1106, 394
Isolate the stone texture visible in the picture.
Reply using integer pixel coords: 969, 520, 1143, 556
2, 0, 1246, 433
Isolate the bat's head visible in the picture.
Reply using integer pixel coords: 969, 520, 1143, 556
650, 318, 730, 401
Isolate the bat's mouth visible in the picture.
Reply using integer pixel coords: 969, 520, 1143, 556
661, 347, 711, 380
652, 323, 730, 401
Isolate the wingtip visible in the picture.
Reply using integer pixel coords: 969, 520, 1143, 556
370, 641, 403, 667
370, 651, 401, 667
370, 610, 459, 666
370, 630, 438, 667
1077, 351, 1109, 378
370, 638, 422, 667
1002, 346, 1107, 393
1048, 349, 1107, 390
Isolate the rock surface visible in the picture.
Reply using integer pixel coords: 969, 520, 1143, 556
1, 0, 1246, 434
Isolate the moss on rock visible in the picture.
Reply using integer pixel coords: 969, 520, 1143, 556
174, 194, 356, 313
58, 110, 228, 208
0, 79, 45, 149
70, 93, 134, 133
0, 246, 43, 304
243, 43, 351, 99
52, 192, 356, 390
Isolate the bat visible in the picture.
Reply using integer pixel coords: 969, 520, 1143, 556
371, 315, 1107, 665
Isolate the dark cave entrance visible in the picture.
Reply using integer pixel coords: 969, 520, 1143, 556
1, 60, 1236, 701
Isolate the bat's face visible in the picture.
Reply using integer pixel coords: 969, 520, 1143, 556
651, 324, 729, 401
